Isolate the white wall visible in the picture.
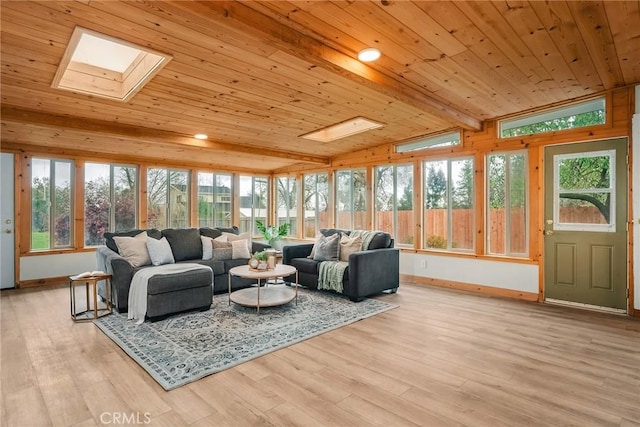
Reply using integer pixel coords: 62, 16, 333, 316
400, 252, 539, 294
20, 252, 97, 281
633, 85, 639, 311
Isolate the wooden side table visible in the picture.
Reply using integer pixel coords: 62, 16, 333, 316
69, 273, 113, 321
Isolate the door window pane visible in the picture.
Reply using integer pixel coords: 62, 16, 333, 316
375, 165, 414, 246
554, 150, 614, 231
239, 175, 268, 235
276, 177, 297, 236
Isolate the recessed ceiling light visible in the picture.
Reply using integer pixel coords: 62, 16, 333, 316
301, 117, 384, 142
194, 134, 208, 140
358, 48, 381, 62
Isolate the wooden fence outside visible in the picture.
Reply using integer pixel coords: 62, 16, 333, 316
302, 206, 605, 253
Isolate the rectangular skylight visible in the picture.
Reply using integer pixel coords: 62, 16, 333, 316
52, 27, 172, 102
301, 117, 384, 142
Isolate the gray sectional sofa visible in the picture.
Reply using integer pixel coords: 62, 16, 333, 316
96, 226, 268, 320
282, 228, 399, 301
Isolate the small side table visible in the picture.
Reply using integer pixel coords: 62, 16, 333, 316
69, 273, 113, 321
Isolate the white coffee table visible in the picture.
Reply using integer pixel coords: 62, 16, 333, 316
228, 264, 298, 314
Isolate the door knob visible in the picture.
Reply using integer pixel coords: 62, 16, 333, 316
544, 230, 554, 236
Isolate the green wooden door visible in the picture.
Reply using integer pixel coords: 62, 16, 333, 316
544, 139, 628, 310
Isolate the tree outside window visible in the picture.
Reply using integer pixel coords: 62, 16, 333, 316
147, 168, 189, 230
84, 163, 137, 246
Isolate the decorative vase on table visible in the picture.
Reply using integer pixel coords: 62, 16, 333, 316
268, 238, 284, 251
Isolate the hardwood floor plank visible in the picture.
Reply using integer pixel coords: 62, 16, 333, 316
1, 283, 639, 426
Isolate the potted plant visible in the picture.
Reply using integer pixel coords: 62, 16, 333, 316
256, 220, 290, 251
253, 250, 269, 270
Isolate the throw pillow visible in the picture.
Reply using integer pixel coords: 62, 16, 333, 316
113, 231, 151, 268
147, 236, 175, 266
313, 232, 340, 262
201, 236, 214, 260
162, 228, 202, 262
212, 239, 232, 249
212, 247, 233, 261
339, 233, 362, 262
308, 232, 322, 259
223, 231, 250, 242
231, 239, 251, 259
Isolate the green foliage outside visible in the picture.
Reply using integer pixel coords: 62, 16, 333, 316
501, 110, 605, 138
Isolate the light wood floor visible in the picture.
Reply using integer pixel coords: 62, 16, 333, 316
1, 282, 639, 427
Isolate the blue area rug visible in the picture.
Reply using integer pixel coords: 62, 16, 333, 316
94, 288, 397, 390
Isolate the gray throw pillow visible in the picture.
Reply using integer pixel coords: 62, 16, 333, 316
162, 228, 202, 262
313, 232, 340, 262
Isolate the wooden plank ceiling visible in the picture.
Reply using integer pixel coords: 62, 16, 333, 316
1, 1, 638, 172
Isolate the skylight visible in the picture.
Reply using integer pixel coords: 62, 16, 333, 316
301, 117, 384, 142
52, 27, 172, 102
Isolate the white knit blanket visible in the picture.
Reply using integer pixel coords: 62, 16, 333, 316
128, 263, 212, 325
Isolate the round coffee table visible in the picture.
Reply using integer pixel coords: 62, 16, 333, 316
228, 264, 298, 314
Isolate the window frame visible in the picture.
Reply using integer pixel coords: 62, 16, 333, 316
485, 150, 529, 257
197, 172, 233, 229
423, 156, 475, 253
146, 167, 190, 230
335, 168, 367, 230
84, 162, 138, 247
374, 164, 414, 247
30, 157, 75, 251
303, 172, 329, 238
499, 97, 606, 138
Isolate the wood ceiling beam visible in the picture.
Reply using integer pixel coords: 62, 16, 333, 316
192, 1, 482, 131
0, 106, 331, 165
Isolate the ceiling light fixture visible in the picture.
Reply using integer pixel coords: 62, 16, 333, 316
358, 48, 381, 62
194, 133, 208, 140
301, 117, 384, 142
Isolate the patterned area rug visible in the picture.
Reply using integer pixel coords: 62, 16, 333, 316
94, 288, 397, 390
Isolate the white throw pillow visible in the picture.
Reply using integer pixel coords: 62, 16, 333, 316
201, 236, 213, 260
225, 232, 251, 253
147, 236, 175, 266
113, 231, 151, 268
231, 239, 251, 259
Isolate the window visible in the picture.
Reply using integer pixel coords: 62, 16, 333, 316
197, 172, 232, 228
375, 165, 414, 246
423, 158, 474, 251
276, 176, 297, 236
239, 175, 268, 236
31, 158, 74, 250
84, 163, 137, 246
499, 97, 605, 138
303, 173, 329, 238
335, 169, 367, 230
396, 130, 460, 153
487, 152, 528, 256
554, 150, 615, 232
147, 168, 189, 229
